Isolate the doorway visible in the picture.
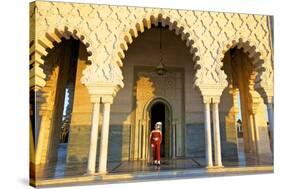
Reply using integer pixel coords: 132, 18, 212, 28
150, 102, 166, 157
145, 98, 173, 159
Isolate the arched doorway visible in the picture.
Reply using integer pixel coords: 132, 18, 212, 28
143, 98, 174, 161
150, 102, 166, 157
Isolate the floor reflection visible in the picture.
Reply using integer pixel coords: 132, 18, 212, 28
54, 143, 67, 178
35, 143, 273, 180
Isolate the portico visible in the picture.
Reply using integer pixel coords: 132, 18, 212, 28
30, 1, 274, 182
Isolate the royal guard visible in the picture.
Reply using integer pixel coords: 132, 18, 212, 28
150, 122, 163, 166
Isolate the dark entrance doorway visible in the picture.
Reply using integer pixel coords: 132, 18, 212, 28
150, 102, 165, 157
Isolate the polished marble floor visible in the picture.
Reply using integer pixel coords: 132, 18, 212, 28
34, 143, 273, 180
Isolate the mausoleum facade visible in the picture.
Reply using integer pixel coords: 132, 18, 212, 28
30, 1, 274, 176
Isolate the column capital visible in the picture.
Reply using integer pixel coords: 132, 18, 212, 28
212, 96, 221, 104
203, 96, 212, 104
101, 95, 114, 104
90, 95, 101, 103
199, 85, 226, 102
202, 95, 221, 104
86, 82, 120, 103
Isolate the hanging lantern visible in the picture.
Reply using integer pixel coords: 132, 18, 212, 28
155, 61, 167, 76
155, 25, 167, 76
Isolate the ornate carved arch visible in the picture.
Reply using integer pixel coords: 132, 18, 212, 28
143, 96, 173, 120
112, 13, 203, 89
31, 27, 94, 115
30, 1, 274, 100
218, 36, 269, 98
30, 26, 93, 90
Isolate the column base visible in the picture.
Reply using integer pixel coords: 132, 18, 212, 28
85, 171, 99, 176
209, 165, 224, 169
98, 171, 108, 175
206, 165, 214, 169
84, 171, 108, 176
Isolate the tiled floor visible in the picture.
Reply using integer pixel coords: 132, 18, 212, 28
34, 143, 273, 181
110, 158, 202, 173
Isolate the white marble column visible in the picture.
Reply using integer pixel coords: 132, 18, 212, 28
98, 102, 111, 174
87, 101, 100, 175
85, 83, 120, 174
204, 101, 213, 168
212, 102, 223, 167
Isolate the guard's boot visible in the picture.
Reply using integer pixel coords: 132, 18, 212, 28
157, 160, 161, 166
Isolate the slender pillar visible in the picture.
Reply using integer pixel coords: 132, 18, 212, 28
204, 102, 213, 168
252, 113, 260, 154
267, 103, 274, 143
249, 100, 272, 159
34, 92, 49, 164
172, 122, 176, 159
35, 112, 51, 164
87, 101, 100, 175
34, 101, 41, 146
212, 102, 223, 167
99, 102, 111, 174
30, 119, 35, 164
248, 113, 257, 153
35, 116, 45, 164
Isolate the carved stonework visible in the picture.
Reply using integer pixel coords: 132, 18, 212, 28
136, 76, 154, 103
136, 70, 179, 115
30, 1, 273, 99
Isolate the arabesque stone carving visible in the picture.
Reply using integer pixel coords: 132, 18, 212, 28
30, 1, 273, 99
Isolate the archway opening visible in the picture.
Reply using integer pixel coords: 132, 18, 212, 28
150, 102, 166, 157
44, 37, 80, 164
38, 36, 90, 169
111, 21, 198, 161
221, 46, 271, 165
146, 98, 173, 159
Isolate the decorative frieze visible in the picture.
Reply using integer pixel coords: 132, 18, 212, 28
30, 0, 273, 100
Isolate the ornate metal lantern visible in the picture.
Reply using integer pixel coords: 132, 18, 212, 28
155, 26, 167, 76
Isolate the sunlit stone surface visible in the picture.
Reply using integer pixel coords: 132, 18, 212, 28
30, 0, 274, 187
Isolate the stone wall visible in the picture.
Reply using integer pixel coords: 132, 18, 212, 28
185, 124, 205, 158
108, 124, 131, 162
185, 122, 238, 161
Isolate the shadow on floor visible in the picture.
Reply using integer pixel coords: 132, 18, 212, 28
34, 144, 273, 180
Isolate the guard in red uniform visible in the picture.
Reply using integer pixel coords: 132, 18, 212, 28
150, 122, 162, 166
